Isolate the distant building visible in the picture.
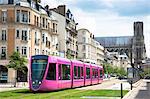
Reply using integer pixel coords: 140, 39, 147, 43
105, 51, 131, 70
50, 5, 78, 59
95, 36, 133, 60
77, 28, 104, 65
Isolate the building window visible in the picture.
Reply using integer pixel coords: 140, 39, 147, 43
22, 47, 27, 56
16, 46, 19, 52
16, 30, 19, 38
21, 10, 28, 23
42, 50, 44, 54
1, 47, 6, 59
22, 30, 27, 41
37, 17, 39, 26
16, 10, 20, 22
42, 17, 45, 28
83, 37, 86, 42
82, 45, 86, 51
1, 30, 6, 41
83, 53, 86, 58
29, 12, 30, 23
2, 11, 7, 22
42, 33, 45, 43
34, 15, 36, 25
53, 23, 55, 32
35, 48, 36, 55
46, 19, 47, 28
37, 49, 39, 54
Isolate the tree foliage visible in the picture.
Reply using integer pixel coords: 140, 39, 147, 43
103, 62, 127, 76
7, 52, 27, 74
33, 0, 41, 3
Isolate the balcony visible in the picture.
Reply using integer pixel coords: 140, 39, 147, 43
66, 25, 77, 35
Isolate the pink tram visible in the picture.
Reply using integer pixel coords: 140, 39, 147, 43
29, 55, 104, 91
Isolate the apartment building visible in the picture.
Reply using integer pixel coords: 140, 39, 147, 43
77, 28, 104, 65
50, 5, 78, 59
0, 0, 58, 83
95, 41, 104, 65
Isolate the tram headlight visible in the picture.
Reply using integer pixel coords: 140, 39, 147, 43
39, 81, 41, 84
32, 81, 35, 84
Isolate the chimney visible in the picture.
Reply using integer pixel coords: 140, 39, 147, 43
57, 5, 66, 16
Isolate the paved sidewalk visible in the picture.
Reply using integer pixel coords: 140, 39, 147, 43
0, 87, 28, 92
123, 79, 150, 99
0, 82, 28, 92
76, 78, 129, 90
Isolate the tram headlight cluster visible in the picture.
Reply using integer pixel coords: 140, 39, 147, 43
32, 81, 35, 84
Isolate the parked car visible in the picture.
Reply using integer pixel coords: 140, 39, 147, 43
144, 76, 150, 79
118, 76, 127, 80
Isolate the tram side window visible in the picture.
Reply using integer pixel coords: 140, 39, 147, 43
74, 66, 77, 79
81, 67, 84, 79
78, 66, 80, 79
92, 69, 94, 78
46, 63, 56, 80
62, 64, 70, 80
95, 69, 98, 78
100, 70, 103, 78
86, 68, 90, 79
58, 64, 62, 80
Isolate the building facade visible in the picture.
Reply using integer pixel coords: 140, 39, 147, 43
0, 0, 58, 83
77, 28, 104, 65
50, 5, 78, 59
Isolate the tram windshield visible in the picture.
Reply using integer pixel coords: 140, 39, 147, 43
31, 59, 48, 81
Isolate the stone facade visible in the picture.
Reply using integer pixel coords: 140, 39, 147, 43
77, 28, 104, 65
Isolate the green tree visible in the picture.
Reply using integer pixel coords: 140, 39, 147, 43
7, 52, 27, 87
33, 0, 41, 3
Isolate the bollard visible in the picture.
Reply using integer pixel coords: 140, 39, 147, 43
131, 80, 133, 90
121, 83, 123, 99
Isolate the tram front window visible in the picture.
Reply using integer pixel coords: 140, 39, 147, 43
31, 59, 47, 81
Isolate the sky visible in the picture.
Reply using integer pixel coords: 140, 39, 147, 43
41, 0, 150, 58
